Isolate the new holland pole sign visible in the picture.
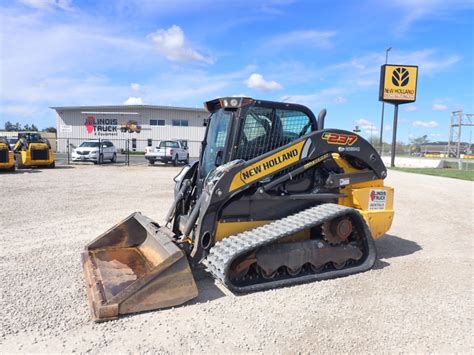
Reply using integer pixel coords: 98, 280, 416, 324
379, 64, 418, 168
379, 64, 418, 104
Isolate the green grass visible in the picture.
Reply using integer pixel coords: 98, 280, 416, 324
390, 167, 474, 181
121, 151, 145, 155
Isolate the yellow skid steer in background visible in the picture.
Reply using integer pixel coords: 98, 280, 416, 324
13, 132, 55, 169
0, 137, 15, 172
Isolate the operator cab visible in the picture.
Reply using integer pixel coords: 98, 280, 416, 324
18, 132, 43, 142
200, 97, 319, 180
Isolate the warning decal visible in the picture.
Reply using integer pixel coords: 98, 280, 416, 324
369, 189, 387, 210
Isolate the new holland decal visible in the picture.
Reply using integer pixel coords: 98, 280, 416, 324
229, 140, 306, 192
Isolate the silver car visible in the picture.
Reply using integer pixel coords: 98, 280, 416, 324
72, 140, 117, 164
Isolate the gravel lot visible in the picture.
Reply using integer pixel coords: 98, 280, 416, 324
0, 165, 472, 353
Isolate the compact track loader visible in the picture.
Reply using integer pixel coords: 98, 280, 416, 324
0, 137, 15, 172
82, 97, 394, 321
13, 132, 55, 169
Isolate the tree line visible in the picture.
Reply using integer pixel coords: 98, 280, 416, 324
3, 121, 56, 133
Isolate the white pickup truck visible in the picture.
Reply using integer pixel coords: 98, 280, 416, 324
145, 140, 189, 166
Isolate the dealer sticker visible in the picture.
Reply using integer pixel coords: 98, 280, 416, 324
368, 189, 387, 210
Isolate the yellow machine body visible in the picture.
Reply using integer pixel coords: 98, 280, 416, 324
333, 154, 394, 239
0, 142, 15, 171
15, 142, 55, 168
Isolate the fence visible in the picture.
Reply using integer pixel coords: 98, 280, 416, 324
55, 137, 201, 166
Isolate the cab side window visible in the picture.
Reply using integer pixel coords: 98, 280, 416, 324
236, 107, 313, 161
276, 109, 313, 141
236, 107, 275, 160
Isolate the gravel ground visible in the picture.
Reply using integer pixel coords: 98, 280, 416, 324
0, 165, 472, 353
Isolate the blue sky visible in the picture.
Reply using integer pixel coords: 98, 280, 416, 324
0, 0, 473, 143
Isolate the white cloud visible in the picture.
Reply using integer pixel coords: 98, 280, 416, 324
384, 124, 392, 131
0, 10, 152, 106
131, 83, 141, 92
245, 73, 283, 91
432, 103, 448, 111
388, 0, 473, 34
123, 97, 144, 105
19, 0, 73, 11
356, 118, 378, 134
268, 30, 336, 49
404, 105, 417, 112
331, 49, 460, 78
148, 25, 214, 64
412, 120, 439, 128
333, 96, 347, 104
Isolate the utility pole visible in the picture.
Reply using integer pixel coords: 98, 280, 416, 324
379, 47, 392, 155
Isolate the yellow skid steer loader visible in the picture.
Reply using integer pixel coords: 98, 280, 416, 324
0, 137, 15, 172
82, 97, 394, 321
13, 132, 55, 169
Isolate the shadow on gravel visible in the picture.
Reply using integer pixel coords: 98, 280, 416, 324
6, 169, 42, 174
188, 268, 226, 304
146, 164, 188, 168
376, 234, 422, 259
52, 165, 75, 169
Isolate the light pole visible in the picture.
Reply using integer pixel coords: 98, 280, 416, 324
379, 47, 392, 155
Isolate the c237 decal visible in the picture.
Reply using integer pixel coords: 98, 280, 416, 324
322, 132, 358, 146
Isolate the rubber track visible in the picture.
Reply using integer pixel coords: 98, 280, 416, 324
206, 203, 376, 293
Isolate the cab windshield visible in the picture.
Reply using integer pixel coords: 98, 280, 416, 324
200, 109, 232, 178
80, 141, 100, 148
159, 141, 179, 148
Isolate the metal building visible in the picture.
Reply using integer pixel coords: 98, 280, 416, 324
51, 105, 208, 157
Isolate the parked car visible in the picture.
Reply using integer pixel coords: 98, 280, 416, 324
7, 138, 17, 150
145, 140, 189, 166
72, 140, 117, 164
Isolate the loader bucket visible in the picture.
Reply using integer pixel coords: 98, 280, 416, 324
81, 212, 198, 322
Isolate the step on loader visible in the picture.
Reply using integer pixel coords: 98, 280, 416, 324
82, 97, 394, 321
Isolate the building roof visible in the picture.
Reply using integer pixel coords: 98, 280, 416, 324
50, 104, 207, 112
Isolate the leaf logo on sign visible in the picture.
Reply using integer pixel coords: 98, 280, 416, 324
392, 67, 410, 87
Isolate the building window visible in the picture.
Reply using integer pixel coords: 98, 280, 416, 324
147, 139, 152, 147
132, 138, 137, 151
172, 119, 189, 127
150, 119, 165, 126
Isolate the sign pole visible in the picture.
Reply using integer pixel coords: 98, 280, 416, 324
379, 102, 385, 154
390, 104, 399, 167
